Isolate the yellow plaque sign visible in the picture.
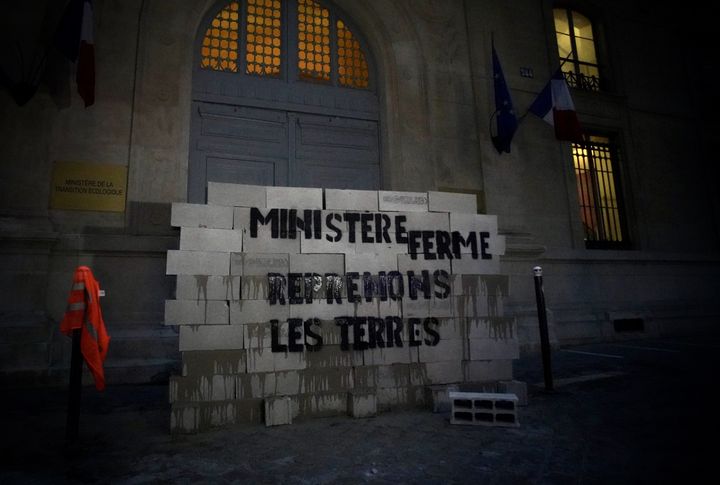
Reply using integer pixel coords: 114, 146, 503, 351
50, 161, 127, 212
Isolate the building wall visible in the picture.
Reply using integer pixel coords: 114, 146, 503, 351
1, 0, 718, 384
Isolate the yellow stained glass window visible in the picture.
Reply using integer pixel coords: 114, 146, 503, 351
337, 19, 369, 89
200, 1, 240, 72
246, 0, 282, 77
298, 0, 331, 82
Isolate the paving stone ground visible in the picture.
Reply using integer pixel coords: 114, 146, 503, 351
1, 334, 717, 484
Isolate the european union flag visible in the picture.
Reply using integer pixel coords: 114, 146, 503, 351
491, 42, 518, 154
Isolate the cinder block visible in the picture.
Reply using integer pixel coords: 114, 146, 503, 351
401, 211, 450, 232
449, 213, 498, 234
243, 228, 301, 254
449, 391, 519, 427
175, 275, 241, 301
243, 322, 276, 350
246, 349, 276, 373
301, 234, 356, 254
179, 324, 244, 351
166, 250, 230, 276
171, 203, 234, 229
242, 253, 290, 275
165, 300, 229, 325
463, 359, 514, 383
305, 344, 363, 368
378, 191, 428, 212
428, 296, 454, 318
296, 391, 346, 417
289, 300, 349, 320
325, 189, 379, 211
274, 351, 308, 372
400, 297, 429, 318
347, 391, 377, 418
345, 252, 398, 274
181, 350, 247, 376
208, 182, 266, 208
419, 339, 466, 363
233, 207, 252, 232
467, 317, 516, 339
300, 367, 354, 394
364, 346, 416, 366
241, 275, 272, 300
428, 191, 477, 214
179, 227, 242, 252
170, 404, 198, 434
237, 372, 277, 399
468, 338, 520, 361
266, 186, 323, 209
424, 361, 464, 384
498, 380, 528, 406
229, 300, 289, 325
264, 396, 292, 426
425, 384, 460, 413
397, 254, 451, 275
450, 254, 500, 275
275, 370, 301, 395
289, 253, 345, 275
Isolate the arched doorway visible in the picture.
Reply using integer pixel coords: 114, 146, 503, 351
188, 0, 380, 203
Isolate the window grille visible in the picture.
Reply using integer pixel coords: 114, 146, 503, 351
200, 2, 240, 72
572, 135, 628, 248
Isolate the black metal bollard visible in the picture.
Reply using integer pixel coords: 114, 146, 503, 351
533, 266, 554, 391
66, 328, 83, 441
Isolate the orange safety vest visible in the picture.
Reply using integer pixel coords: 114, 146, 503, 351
60, 266, 110, 391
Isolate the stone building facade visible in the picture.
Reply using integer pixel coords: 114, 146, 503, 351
1, 0, 717, 391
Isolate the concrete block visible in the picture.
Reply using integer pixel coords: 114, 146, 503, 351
301, 234, 356, 254
345, 252, 398, 274
400, 297, 429, 318
246, 349, 276, 373
449, 391, 519, 427
237, 373, 277, 399
165, 299, 229, 325
467, 317, 516, 339
376, 364, 411, 388
397, 254, 451, 275
175, 275, 240, 301
454, 296, 504, 320
424, 361, 464, 384
274, 351, 308, 372
181, 350, 247, 376
426, 318, 465, 341
264, 396, 292, 426
305, 344, 362, 368
450, 254, 500, 275
449, 213, 498, 234
498, 380, 528, 406
179, 324, 244, 351
468, 338, 520, 361
428, 296, 454, 318
243, 322, 276, 350
347, 391, 377, 418
171, 203, 234, 229
179, 227, 242, 252
208, 182, 266, 208
300, 367, 354, 394
166, 250, 230, 276
229, 300, 289, 325
289, 300, 349, 320
242, 253, 290, 275
241, 275, 272, 300
425, 384, 460, 413
364, 346, 416, 365
401, 211, 450, 232
296, 391, 346, 417
266, 186, 323, 209
325, 189, 379, 211
463, 359, 514, 383
289, 253, 345, 275
378, 191, 428, 212
232, 207, 252, 232
419, 339, 466, 363
243, 228, 301, 254
170, 404, 198, 434
428, 191, 477, 214
274, 370, 301, 395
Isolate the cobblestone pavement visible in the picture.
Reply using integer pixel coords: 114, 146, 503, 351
2, 334, 717, 484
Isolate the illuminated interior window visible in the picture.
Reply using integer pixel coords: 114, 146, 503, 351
572, 135, 626, 247
200, 2, 240, 72
298, 0, 331, 82
246, 0, 282, 77
337, 19, 369, 89
553, 8, 600, 92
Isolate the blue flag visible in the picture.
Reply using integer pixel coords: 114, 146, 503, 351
491, 42, 518, 154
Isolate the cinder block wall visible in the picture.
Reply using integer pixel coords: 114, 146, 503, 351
166, 184, 517, 433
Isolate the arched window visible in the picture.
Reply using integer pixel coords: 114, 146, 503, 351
553, 8, 600, 92
199, 0, 371, 90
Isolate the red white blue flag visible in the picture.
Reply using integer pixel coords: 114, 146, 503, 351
55, 0, 95, 107
529, 68, 583, 142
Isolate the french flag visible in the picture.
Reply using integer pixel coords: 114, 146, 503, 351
529, 68, 583, 142
55, 0, 95, 107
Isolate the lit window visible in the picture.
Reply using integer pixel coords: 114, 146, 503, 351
199, 0, 371, 90
245, 0, 282, 77
337, 19, 369, 89
572, 135, 628, 248
200, 1, 240, 72
553, 8, 600, 91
